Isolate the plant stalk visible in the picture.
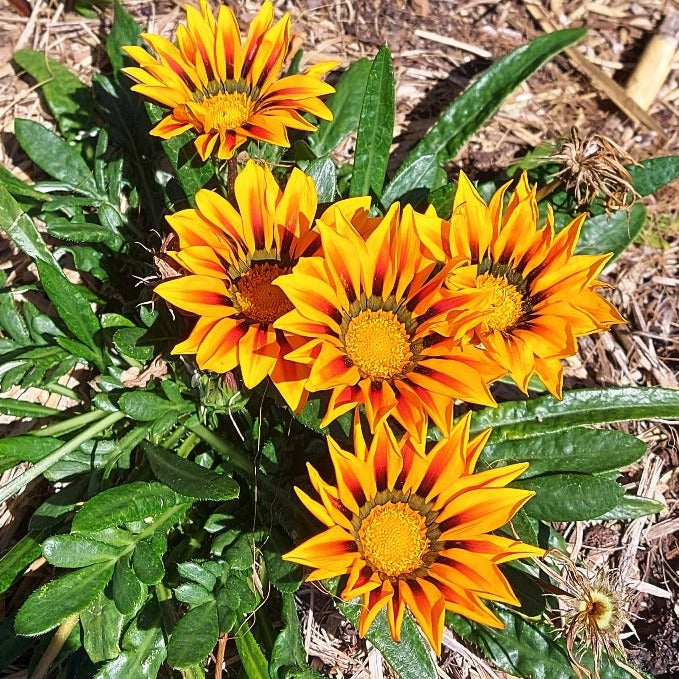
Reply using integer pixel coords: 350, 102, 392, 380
0, 411, 125, 505
31, 614, 79, 679
33, 409, 106, 438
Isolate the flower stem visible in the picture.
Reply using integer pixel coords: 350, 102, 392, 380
0, 411, 125, 505
33, 409, 106, 438
186, 421, 252, 474
31, 614, 79, 679
535, 178, 563, 202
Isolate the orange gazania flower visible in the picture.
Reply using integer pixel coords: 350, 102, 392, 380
419, 172, 624, 397
273, 202, 502, 440
284, 413, 544, 653
155, 160, 330, 411
123, 1, 336, 160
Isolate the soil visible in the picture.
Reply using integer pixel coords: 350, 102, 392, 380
0, 0, 678, 677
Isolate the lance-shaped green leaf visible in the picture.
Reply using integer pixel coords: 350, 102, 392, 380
384, 29, 585, 203
14, 119, 99, 197
349, 46, 395, 198
13, 49, 93, 138
118, 390, 193, 422
143, 441, 239, 501
15, 562, 115, 636
308, 58, 372, 157
72, 481, 189, 533
479, 427, 646, 476
80, 589, 126, 663
35, 260, 102, 362
43, 534, 125, 568
515, 473, 625, 521
300, 156, 337, 202
575, 203, 646, 264
470, 387, 679, 443
628, 155, 679, 196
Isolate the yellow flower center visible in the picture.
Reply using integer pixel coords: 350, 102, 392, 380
476, 272, 525, 332
358, 502, 429, 577
344, 310, 412, 380
199, 91, 252, 131
235, 262, 293, 324
578, 589, 616, 631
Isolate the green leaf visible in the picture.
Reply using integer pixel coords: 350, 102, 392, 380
94, 600, 166, 679
118, 390, 192, 422
595, 495, 664, 521
628, 156, 679, 196
112, 327, 154, 361
72, 481, 189, 533
380, 155, 447, 209
166, 600, 218, 669
308, 58, 372, 157
0, 398, 61, 418
470, 387, 679, 443
337, 598, 437, 679
0, 183, 61, 268
0, 435, 64, 462
46, 218, 124, 250
35, 259, 102, 358
15, 562, 114, 636
349, 46, 395, 198
515, 473, 625, 521
0, 533, 43, 594
13, 49, 93, 138
14, 119, 98, 196
576, 203, 646, 264
384, 29, 585, 202
107, 0, 143, 74
480, 427, 646, 476
43, 534, 124, 568
234, 622, 269, 679
301, 157, 337, 203
132, 539, 165, 585
112, 557, 147, 616
143, 441, 239, 501
80, 589, 126, 663
0, 164, 49, 203
270, 592, 323, 679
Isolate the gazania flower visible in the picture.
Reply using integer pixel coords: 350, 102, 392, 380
273, 202, 502, 439
156, 160, 335, 411
123, 0, 336, 160
418, 172, 624, 397
284, 413, 544, 653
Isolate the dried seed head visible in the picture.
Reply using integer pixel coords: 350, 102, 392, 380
551, 127, 639, 211
540, 550, 644, 679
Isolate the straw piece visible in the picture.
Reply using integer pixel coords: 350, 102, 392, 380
523, 1, 668, 139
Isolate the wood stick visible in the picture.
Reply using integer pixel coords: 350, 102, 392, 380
522, 1, 668, 139
625, 11, 679, 111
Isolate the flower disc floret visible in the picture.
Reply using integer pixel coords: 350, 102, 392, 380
358, 501, 428, 577
344, 310, 413, 380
